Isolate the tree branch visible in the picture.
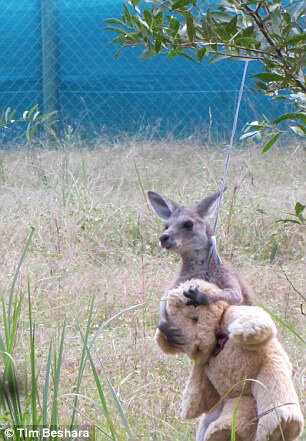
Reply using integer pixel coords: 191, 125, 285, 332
243, 4, 306, 93
279, 265, 306, 303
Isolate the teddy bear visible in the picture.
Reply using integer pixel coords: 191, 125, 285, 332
155, 279, 304, 441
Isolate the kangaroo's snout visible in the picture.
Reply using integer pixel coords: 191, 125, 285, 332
159, 232, 177, 249
159, 233, 169, 244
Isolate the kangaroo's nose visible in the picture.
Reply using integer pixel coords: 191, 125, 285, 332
160, 233, 170, 243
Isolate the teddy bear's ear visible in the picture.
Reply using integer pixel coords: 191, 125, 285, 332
181, 362, 220, 420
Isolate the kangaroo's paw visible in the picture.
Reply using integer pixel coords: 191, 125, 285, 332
183, 286, 215, 307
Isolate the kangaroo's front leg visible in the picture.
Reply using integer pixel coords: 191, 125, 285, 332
183, 276, 243, 306
183, 285, 233, 306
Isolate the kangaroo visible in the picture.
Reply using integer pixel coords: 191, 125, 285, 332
148, 190, 253, 322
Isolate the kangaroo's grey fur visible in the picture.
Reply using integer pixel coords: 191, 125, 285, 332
148, 190, 253, 313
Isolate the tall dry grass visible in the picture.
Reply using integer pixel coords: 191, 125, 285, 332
0, 138, 304, 440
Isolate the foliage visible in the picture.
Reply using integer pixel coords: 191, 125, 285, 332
0, 105, 58, 143
0, 229, 134, 440
105, 0, 306, 148
276, 202, 305, 225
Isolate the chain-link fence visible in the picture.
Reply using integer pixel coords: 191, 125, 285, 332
0, 0, 287, 142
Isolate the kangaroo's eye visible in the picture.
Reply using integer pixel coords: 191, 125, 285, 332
164, 224, 169, 230
182, 220, 193, 230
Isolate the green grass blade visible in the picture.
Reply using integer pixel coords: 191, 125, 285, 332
7, 292, 24, 354
42, 341, 53, 427
0, 290, 25, 426
61, 394, 113, 440
94, 348, 134, 440
28, 276, 37, 427
2, 353, 22, 426
70, 296, 95, 430
0, 333, 6, 354
245, 378, 285, 441
8, 227, 35, 328
2, 298, 9, 351
89, 303, 142, 350
79, 329, 117, 441
256, 302, 305, 344
231, 379, 246, 441
50, 321, 66, 429
0, 376, 14, 419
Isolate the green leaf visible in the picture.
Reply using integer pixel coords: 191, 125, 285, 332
123, 3, 133, 25
104, 18, 126, 26
172, 0, 192, 10
261, 133, 280, 153
168, 48, 182, 58
197, 48, 206, 62
255, 81, 268, 91
169, 17, 180, 37
252, 72, 285, 82
288, 33, 306, 46
273, 112, 306, 125
235, 37, 260, 47
140, 49, 155, 60
4, 107, 11, 124
276, 218, 301, 224
256, 208, 266, 215
115, 48, 122, 59
8, 110, 16, 122
103, 26, 126, 35
256, 302, 305, 344
144, 9, 152, 27
130, 0, 141, 7
209, 53, 228, 63
295, 202, 305, 216
240, 130, 260, 140
269, 242, 278, 263
38, 110, 57, 122
185, 12, 195, 42
154, 34, 162, 53
177, 52, 195, 62
241, 25, 254, 37
228, 15, 237, 34
27, 104, 39, 119
290, 125, 305, 136
111, 36, 123, 44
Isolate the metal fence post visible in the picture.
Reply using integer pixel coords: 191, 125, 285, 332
41, 0, 59, 116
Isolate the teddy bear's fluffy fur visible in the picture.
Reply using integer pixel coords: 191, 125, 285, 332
155, 279, 304, 441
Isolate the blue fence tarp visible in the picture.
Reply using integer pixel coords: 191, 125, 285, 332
0, 0, 287, 141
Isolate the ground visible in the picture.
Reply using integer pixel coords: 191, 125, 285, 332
0, 138, 304, 440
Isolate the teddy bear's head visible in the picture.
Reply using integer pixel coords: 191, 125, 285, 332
155, 280, 229, 363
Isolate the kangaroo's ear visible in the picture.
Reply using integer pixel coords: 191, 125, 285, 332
194, 188, 226, 218
148, 191, 179, 220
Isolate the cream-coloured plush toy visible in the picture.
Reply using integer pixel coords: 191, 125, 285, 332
156, 279, 304, 441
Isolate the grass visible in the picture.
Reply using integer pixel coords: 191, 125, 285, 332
0, 137, 304, 440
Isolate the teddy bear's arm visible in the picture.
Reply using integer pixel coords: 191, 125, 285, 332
252, 340, 304, 441
181, 362, 220, 420
226, 306, 277, 349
